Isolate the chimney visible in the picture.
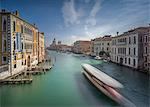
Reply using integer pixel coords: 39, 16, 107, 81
41, 32, 44, 35
15, 10, 20, 17
33, 23, 37, 27
117, 32, 119, 36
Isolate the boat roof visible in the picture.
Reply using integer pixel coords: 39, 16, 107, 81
82, 63, 123, 88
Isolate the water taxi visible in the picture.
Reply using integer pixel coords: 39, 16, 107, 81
81, 63, 136, 107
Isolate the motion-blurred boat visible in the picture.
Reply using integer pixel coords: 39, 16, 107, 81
81, 63, 136, 107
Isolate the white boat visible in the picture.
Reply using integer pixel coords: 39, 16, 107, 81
81, 63, 136, 107
94, 56, 102, 60
103, 59, 108, 62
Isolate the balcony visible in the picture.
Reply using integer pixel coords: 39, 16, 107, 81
0, 64, 9, 73
117, 42, 127, 45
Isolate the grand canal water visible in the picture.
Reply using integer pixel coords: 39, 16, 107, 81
1, 51, 149, 107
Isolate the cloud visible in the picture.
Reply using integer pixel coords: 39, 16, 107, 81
86, 0, 101, 26
60, 0, 149, 45
62, 0, 83, 26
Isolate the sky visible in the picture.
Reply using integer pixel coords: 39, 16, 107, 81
1, 0, 149, 46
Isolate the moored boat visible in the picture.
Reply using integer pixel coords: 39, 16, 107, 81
81, 63, 136, 107
94, 56, 102, 60
103, 59, 108, 62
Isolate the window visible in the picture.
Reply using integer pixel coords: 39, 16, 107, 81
14, 64, 16, 68
134, 48, 136, 55
125, 48, 126, 55
133, 59, 136, 66
145, 47, 147, 54
24, 26, 33, 35
3, 39, 7, 52
134, 36, 136, 44
107, 43, 109, 46
14, 41, 16, 50
140, 36, 142, 42
22, 42, 23, 50
145, 57, 147, 62
129, 48, 130, 55
25, 60, 26, 65
3, 19, 6, 31
14, 55, 16, 60
21, 25, 23, 33
128, 58, 130, 65
145, 36, 148, 42
107, 47, 109, 51
129, 37, 131, 44
3, 57, 6, 61
125, 58, 127, 63
13, 21, 16, 32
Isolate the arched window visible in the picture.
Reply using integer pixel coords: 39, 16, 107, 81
3, 19, 6, 31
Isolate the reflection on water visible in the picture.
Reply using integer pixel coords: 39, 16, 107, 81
1, 50, 149, 107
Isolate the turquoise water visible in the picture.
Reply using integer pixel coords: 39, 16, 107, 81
1, 51, 149, 107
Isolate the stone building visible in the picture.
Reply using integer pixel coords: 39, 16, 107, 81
72, 40, 91, 54
38, 32, 45, 63
0, 10, 44, 79
142, 27, 150, 73
111, 27, 149, 73
91, 35, 112, 57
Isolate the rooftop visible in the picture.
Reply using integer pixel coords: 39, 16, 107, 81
93, 35, 112, 41
0, 9, 38, 29
112, 26, 150, 38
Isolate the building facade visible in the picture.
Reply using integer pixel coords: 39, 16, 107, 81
111, 27, 149, 73
32, 26, 38, 66
38, 32, 45, 63
0, 10, 44, 79
148, 27, 150, 72
57, 45, 72, 52
72, 41, 91, 54
48, 38, 72, 52
142, 27, 150, 73
91, 35, 112, 57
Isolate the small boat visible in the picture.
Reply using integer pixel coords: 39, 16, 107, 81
103, 59, 108, 62
94, 56, 102, 60
81, 63, 136, 107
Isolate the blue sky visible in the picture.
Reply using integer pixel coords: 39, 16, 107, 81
1, 0, 149, 46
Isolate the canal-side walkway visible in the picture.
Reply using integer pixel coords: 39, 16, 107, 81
0, 58, 52, 85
